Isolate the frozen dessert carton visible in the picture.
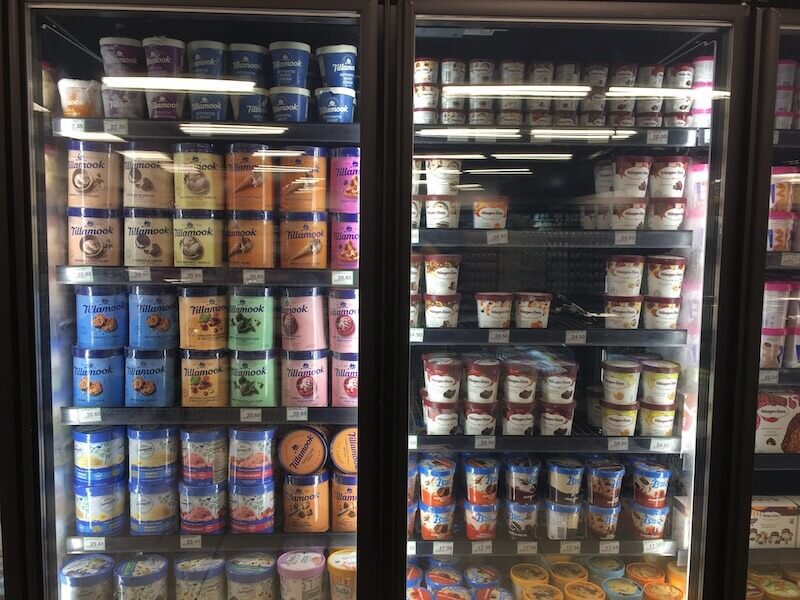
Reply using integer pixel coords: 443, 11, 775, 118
750, 496, 799, 548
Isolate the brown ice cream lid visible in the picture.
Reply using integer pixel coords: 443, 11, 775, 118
640, 401, 676, 411
608, 255, 645, 264
641, 359, 681, 374
646, 255, 686, 265
644, 296, 682, 305
602, 359, 643, 373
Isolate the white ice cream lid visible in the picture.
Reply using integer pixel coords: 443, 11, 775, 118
229, 43, 269, 53
269, 41, 312, 53
187, 40, 227, 51
99, 37, 141, 47
314, 87, 356, 98
142, 36, 185, 49
269, 86, 311, 96
317, 44, 358, 55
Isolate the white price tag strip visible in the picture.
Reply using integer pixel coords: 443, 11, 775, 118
642, 540, 664, 553
488, 330, 510, 344
781, 253, 800, 267
180, 535, 202, 549
243, 269, 265, 285
60, 118, 87, 134
331, 271, 354, 286
82, 537, 105, 551
614, 231, 636, 246
128, 267, 151, 282
599, 541, 620, 554
180, 269, 203, 283
608, 437, 629, 451
77, 408, 102, 424
410, 328, 424, 343
70, 267, 94, 283
650, 438, 678, 452
560, 541, 581, 554
411, 229, 420, 244
103, 119, 128, 136
646, 129, 669, 145
759, 370, 780, 385
240, 408, 262, 422
474, 436, 496, 450
565, 330, 587, 345
286, 407, 308, 422
432, 541, 453, 555
486, 230, 509, 245
472, 541, 492, 554
407, 541, 417, 556
517, 541, 538, 555
408, 435, 418, 450
774, 130, 781, 145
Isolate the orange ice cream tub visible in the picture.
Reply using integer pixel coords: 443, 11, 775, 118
278, 426, 329, 476
283, 470, 330, 533
511, 563, 550, 598
332, 471, 357, 533
523, 584, 564, 600
181, 349, 229, 407
226, 210, 276, 268
550, 563, 588, 592
564, 580, 606, 599
626, 563, 665, 587
226, 143, 275, 211
280, 212, 328, 269
643, 582, 683, 600
279, 146, 327, 212
330, 427, 358, 474
178, 287, 227, 350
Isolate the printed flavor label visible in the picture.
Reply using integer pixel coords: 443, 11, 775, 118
180, 488, 226, 534
230, 488, 275, 533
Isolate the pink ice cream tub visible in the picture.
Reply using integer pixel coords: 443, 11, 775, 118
664, 112, 690, 127
466, 358, 500, 403
330, 213, 359, 269
331, 352, 358, 407
608, 112, 635, 127
281, 287, 327, 351
693, 56, 715, 85
329, 147, 360, 213
463, 400, 498, 435
329, 288, 359, 354
281, 349, 328, 407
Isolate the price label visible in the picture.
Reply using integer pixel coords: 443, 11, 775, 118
128, 267, 150, 282
240, 408, 262, 422
77, 408, 102, 424
759, 370, 780, 385
703, 128, 712, 145
517, 541, 538, 555
407, 541, 417, 556
447, 134, 470, 143
486, 230, 509, 245
472, 541, 492, 554
608, 437, 629, 451
60, 118, 86, 134
565, 330, 587, 345
774, 130, 781, 145
599, 541, 620, 554
180, 535, 202, 549
286, 407, 308, 422
781, 253, 800, 267
408, 435, 418, 450
82, 537, 105, 551
70, 267, 93, 283
474, 436, 496, 450
432, 541, 453, 555
642, 540, 665, 553
560, 541, 581, 554
243, 269, 265, 285
650, 438, 678, 452
411, 229, 420, 244
332, 271, 355, 286
614, 231, 636, 246
488, 330, 510, 344
180, 269, 203, 283
103, 119, 128, 136
646, 129, 669, 145
410, 328, 424, 343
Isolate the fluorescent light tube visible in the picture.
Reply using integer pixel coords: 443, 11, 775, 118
491, 153, 573, 160
412, 154, 486, 159
117, 150, 173, 162
180, 123, 287, 135
104, 76, 255, 93
442, 84, 590, 98
464, 168, 532, 174
417, 128, 521, 138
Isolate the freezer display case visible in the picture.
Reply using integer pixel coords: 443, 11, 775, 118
400, 5, 744, 600
13, 3, 377, 598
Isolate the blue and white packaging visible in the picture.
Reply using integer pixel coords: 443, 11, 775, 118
125, 347, 177, 407
73, 426, 126, 485
317, 44, 358, 88
269, 87, 309, 122
269, 41, 311, 87
129, 479, 178, 535
315, 87, 356, 123
60, 554, 115, 598
229, 43, 270, 87
72, 347, 125, 408
75, 480, 126, 535
76, 285, 128, 349
232, 88, 270, 122
128, 286, 178, 350
188, 41, 228, 121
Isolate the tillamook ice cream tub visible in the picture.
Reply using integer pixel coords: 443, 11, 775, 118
180, 349, 229, 407
226, 143, 275, 211
178, 287, 227, 350
68, 140, 121, 209
173, 143, 225, 210
226, 210, 275, 268
279, 146, 327, 212
68, 207, 121, 266
142, 37, 186, 120
280, 212, 328, 269
173, 209, 224, 267
122, 142, 173, 208
123, 208, 173, 267
228, 286, 276, 351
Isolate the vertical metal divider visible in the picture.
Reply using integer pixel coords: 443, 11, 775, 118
723, 7, 781, 599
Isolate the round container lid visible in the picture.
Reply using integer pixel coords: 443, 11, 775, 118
328, 549, 357, 574
545, 499, 582, 514
127, 425, 178, 440
641, 359, 681, 374
464, 457, 499, 473
418, 457, 456, 476
602, 359, 643, 373
330, 427, 358, 474
180, 426, 225, 442
547, 457, 583, 474
226, 553, 276, 582
229, 425, 277, 441
278, 426, 328, 475
114, 554, 169, 587
174, 555, 226, 581
277, 550, 326, 579
59, 554, 115, 587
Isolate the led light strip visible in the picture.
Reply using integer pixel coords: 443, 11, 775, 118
104, 76, 255, 93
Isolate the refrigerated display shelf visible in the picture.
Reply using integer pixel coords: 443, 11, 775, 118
61, 406, 357, 425
752, 454, 800, 470
773, 129, 800, 149
758, 369, 800, 386
748, 547, 800, 564
412, 229, 693, 249
66, 533, 356, 554
407, 538, 678, 558
765, 253, 800, 270
413, 125, 707, 148
56, 266, 358, 287
50, 118, 360, 144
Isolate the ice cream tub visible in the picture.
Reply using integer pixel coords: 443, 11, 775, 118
632, 461, 671, 508
540, 400, 576, 436
510, 564, 549, 598
505, 499, 538, 539
426, 566, 462, 590
178, 480, 226, 534
545, 500, 582, 541
425, 195, 460, 228
281, 349, 328, 407
540, 360, 578, 404
636, 113, 663, 128
115, 555, 169, 599
269, 86, 310, 122
547, 458, 584, 504
594, 161, 615, 197
581, 88, 607, 113
420, 502, 456, 540
226, 210, 275, 268
646, 198, 685, 231
463, 400, 496, 434
68, 207, 121, 266
100, 36, 145, 75
610, 200, 647, 230
423, 356, 462, 401
58, 78, 102, 117
232, 87, 270, 122
469, 109, 494, 125
173, 209, 224, 267
278, 426, 328, 475
269, 41, 310, 87
497, 110, 523, 125
73, 426, 126, 485
175, 556, 226, 598
646, 256, 686, 298
639, 402, 676, 437
188, 41, 228, 119
229, 43, 269, 85
607, 112, 635, 127
332, 352, 359, 407
142, 35, 185, 98
279, 146, 327, 212
281, 286, 326, 352
464, 356, 500, 403
230, 481, 275, 533
101, 86, 144, 118
625, 564, 665, 590
613, 156, 653, 198
414, 57, 439, 84
636, 96, 663, 113
440, 109, 465, 124
329, 288, 359, 353
60, 554, 114, 599
552, 111, 577, 126
602, 360, 642, 405
771, 167, 797, 211
280, 211, 328, 268
472, 196, 509, 229
661, 112, 689, 127
565, 580, 607, 600
641, 360, 680, 405
226, 553, 276, 600
761, 580, 800, 599
760, 327, 786, 368
327, 548, 357, 599
505, 455, 539, 503
605, 295, 643, 329
441, 59, 466, 84
330, 146, 360, 213
318, 44, 357, 88
602, 578, 644, 600
228, 426, 276, 484
419, 457, 456, 506
123, 207, 173, 267
551, 563, 590, 594
408, 458, 418, 504
464, 565, 501, 591
587, 557, 626, 586
606, 255, 645, 296
72, 347, 124, 408
579, 112, 607, 127
332, 471, 358, 532
690, 108, 712, 128
75, 480, 126, 535
425, 254, 462, 294
122, 142, 172, 209
426, 159, 461, 195
408, 587, 434, 600
181, 426, 227, 483
464, 457, 500, 504
423, 396, 458, 434
464, 500, 499, 540
768, 211, 794, 251
173, 143, 224, 209
125, 347, 176, 408
316, 87, 356, 123
649, 156, 689, 199
527, 109, 553, 125
502, 358, 537, 403
128, 425, 179, 483
468, 58, 495, 83
630, 502, 669, 540
414, 84, 440, 109
178, 287, 227, 350
643, 297, 681, 330
476, 293, 512, 329
224, 143, 275, 211
228, 287, 275, 352
586, 460, 624, 508
411, 253, 423, 292
643, 582, 683, 600
601, 400, 639, 436
129, 479, 178, 535
777, 86, 795, 113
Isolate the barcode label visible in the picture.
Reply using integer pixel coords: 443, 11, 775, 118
488, 330, 510, 344
70, 267, 93, 283
472, 541, 492, 554
240, 408, 262, 422
650, 438, 678, 452
180, 269, 203, 283
77, 408, 102, 424
286, 407, 308, 422
608, 437, 629, 451
475, 436, 496, 450
128, 267, 151, 282
614, 231, 636, 246
411, 229, 420, 244
486, 230, 509, 245
103, 119, 128, 136
781, 253, 800, 267
517, 541, 538, 554
561, 541, 580, 554
243, 269, 265, 285
408, 435, 418, 450
565, 330, 587, 345
599, 541, 620, 554
646, 129, 669, 145
432, 541, 453, 555
82, 537, 105, 551
407, 541, 417, 555
332, 271, 354, 286
642, 540, 665, 553
410, 328, 424, 343
180, 535, 202, 549
759, 370, 780, 385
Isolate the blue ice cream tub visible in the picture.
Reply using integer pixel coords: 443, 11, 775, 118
407, 563, 423, 587
190, 94, 228, 121
125, 347, 177, 407
317, 44, 358, 88
233, 87, 270, 122
128, 425, 179, 483
114, 555, 169, 595
315, 87, 356, 123
269, 41, 311, 87
129, 478, 178, 535
188, 40, 228, 121
72, 347, 124, 408
74, 480, 126, 535
269, 86, 309, 122
128, 285, 178, 350
429, 556, 461, 569
587, 555, 626, 586
76, 285, 128, 349
229, 43, 269, 86
60, 554, 115, 597
73, 426, 126, 485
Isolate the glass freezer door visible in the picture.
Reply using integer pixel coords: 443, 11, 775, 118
22, 5, 374, 598
404, 14, 735, 600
